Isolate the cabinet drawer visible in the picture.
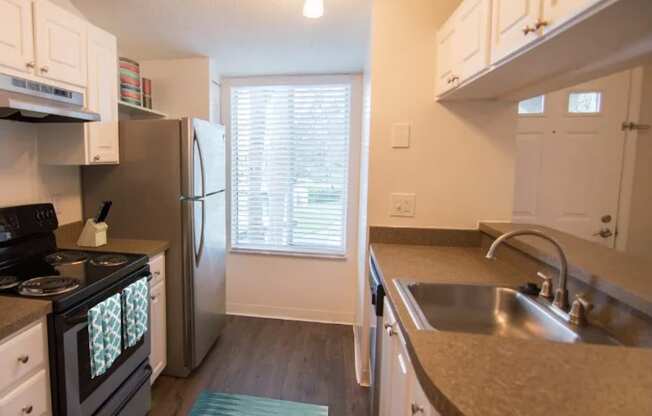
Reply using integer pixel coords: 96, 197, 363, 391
0, 369, 50, 416
0, 322, 46, 393
148, 253, 165, 287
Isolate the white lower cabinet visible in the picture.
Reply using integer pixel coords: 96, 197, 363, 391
0, 319, 51, 416
148, 253, 167, 384
379, 298, 439, 416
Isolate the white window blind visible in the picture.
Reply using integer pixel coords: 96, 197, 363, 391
230, 83, 352, 256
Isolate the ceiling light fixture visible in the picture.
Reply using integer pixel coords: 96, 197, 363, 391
303, 0, 324, 19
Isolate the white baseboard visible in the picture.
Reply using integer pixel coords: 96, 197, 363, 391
227, 302, 354, 325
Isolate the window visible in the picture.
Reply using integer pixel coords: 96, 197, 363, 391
518, 95, 545, 115
568, 91, 602, 113
230, 83, 352, 256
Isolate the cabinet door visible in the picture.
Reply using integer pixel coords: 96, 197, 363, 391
86, 24, 119, 164
389, 346, 410, 416
490, 0, 542, 64
541, 0, 600, 32
33, 0, 87, 87
379, 298, 396, 416
456, 0, 492, 82
149, 280, 167, 384
435, 16, 458, 96
0, 0, 34, 74
409, 371, 437, 416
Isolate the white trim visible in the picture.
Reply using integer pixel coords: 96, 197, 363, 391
227, 303, 354, 325
615, 66, 643, 251
229, 247, 347, 261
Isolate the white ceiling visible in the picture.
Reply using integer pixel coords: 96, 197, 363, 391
72, 0, 372, 77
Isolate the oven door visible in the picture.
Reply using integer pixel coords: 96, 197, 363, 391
50, 266, 151, 416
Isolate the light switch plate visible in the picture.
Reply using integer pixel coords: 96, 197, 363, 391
391, 123, 411, 148
390, 193, 416, 217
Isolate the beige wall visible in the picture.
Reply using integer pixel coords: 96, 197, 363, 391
367, 0, 516, 230
0, 122, 82, 224
140, 58, 211, 120
626, 65, 652, 258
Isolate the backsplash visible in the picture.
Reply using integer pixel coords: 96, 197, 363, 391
0, 121, 82, 225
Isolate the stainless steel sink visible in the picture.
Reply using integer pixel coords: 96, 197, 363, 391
394, 280, 620, 345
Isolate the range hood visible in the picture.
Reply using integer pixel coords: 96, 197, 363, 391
0, 73, 100, 123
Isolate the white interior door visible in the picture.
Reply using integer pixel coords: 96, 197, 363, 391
514, 70, 632, 247
491, 0, 541, 63
0, 0, 34, 74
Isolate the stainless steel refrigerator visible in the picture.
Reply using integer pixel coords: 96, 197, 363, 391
81, 118, 226, 377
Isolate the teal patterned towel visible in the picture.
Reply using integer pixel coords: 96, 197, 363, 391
88, 293, 122, 379
122, 277, 149, 348
189, 392, 329, 416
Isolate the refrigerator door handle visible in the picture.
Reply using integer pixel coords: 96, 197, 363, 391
194, 129, 207, 198
194, 200, 206, 266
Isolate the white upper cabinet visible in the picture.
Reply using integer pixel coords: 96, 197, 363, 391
86, 24, 119, 164
490, 0, 542, 64
456, 0, 492, 81
435, 16, 458, 96
33, 0, 87, 87
436, 0, 652, 101
0, 0, 35, 74
541, 0, 600, 33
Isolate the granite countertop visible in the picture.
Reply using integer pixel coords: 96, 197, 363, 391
480, 222, 652, 316
55, 222, 169, 258
0, 297, 51, 340
371, 243, 652, 416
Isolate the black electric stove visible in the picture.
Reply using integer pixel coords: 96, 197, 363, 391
0, 203, 152, 416
0, 246, 148, 312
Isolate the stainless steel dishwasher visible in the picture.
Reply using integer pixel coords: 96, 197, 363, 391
368, 257, 385, 416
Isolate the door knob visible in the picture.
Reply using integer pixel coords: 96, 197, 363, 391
593, 228, 613, 238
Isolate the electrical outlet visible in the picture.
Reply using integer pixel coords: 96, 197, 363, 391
390, 193, 416, 217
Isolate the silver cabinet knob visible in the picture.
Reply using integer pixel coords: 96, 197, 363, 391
93, 155, 101, 162
25, 61, 35, 69
40, 66, 49, 73
22, 405, 33, 414
384, 323, 396, 337
150, 295, 157, 301
17, 355, 29, 364
534, 19, 549, 30
522, 25, 535, 35
154, 271, 161, 276
411, 403, 425, 414
593, 228, 613, 238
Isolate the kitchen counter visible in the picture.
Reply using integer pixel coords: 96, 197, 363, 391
0, 297, 51, 340
55, 222, 169, 258
371, 243, 652, 416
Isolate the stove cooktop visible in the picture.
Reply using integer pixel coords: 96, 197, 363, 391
0, 249, 148, 312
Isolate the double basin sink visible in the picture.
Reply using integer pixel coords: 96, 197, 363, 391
394, 280, 620, 345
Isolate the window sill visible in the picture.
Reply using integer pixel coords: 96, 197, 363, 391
229, 247, 348, 261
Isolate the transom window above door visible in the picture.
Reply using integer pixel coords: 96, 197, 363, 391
229, 82, 352, 257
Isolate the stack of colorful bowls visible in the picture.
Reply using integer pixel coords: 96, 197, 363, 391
119, 57, 142, 105
142, 78, 152, 109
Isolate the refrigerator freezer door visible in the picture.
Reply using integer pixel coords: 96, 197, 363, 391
182, 118, 226, 198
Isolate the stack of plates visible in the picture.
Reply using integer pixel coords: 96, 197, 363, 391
119, 57, 142, 105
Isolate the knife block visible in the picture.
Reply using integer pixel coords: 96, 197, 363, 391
77, 219, 108, 247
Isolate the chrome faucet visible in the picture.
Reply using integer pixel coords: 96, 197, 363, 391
486, 229, 570, 311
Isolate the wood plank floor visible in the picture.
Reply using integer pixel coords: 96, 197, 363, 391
151, 315, 370, 416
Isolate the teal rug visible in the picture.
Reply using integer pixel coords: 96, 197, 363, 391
189, 392, 329, 416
